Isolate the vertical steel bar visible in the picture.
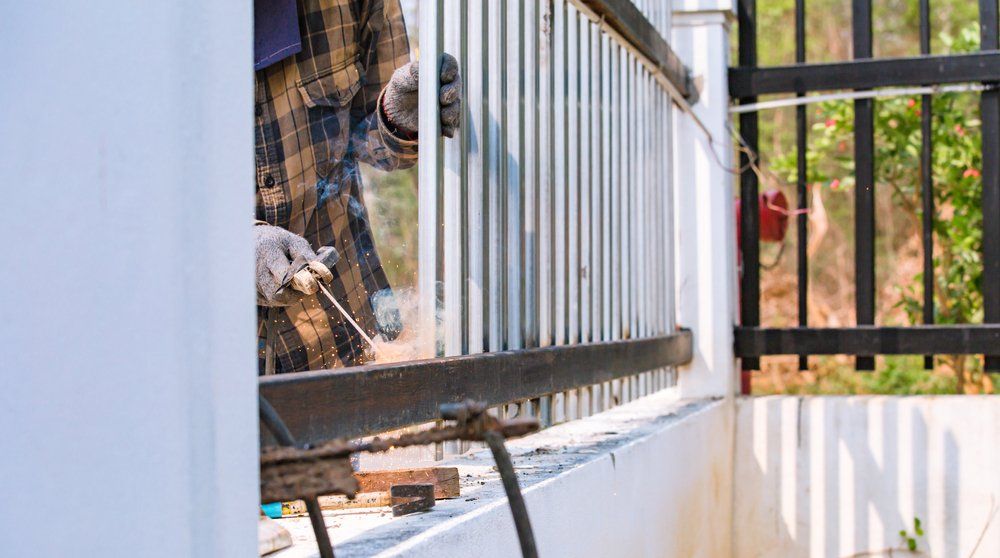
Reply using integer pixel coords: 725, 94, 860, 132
538, 0, 553, 351
568, 4, 581, 346
506, 0, 523, 351
620, 47, 631, 340
611, 43, 622, 342
600, 33, 613, 407
638, 69, 648, 340
537, 0, 554, 426
651, 80, 662, 341
609, 41, 621, 404
580, 12, 592, 345
591, 22, 603, 345
853, 0, 876, 371
602, 34, 613, 343
664, 90, 678, 387
418, 0, 443, 357
443, 38, 464, 468
443, 0, 464, 358
738, 0, 760, 374
920, 0, 935, 370
981, 0, 1000, 371
622, 50, 633, 340
466, 0, 486, 357
524, 0, 538, 349
487, 0, 505, 352
553, 0, 567, 347
795, 0, 809, 371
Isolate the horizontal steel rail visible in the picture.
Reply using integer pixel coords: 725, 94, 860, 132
260, 331, 693, 445
729, 51, 1000, 98
734, 326, 1000, 357
580, 0, 695, 100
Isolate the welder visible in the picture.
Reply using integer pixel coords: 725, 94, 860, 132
253, 0, 462, 374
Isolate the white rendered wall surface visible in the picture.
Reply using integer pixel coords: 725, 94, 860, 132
735, 396, 1000, 558
274, 393, 733, 558
0, 1, 257, 556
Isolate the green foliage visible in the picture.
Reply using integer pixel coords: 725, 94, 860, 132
758, 356, 956, 395
899, 516, 925, 552
863, 358, 956, 395
362, 166, 419, 288
769, 24, 986, 389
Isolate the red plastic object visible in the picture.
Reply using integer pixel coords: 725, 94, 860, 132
735, 189, 790, 247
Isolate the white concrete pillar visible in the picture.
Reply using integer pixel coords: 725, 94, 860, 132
0, 1, 257, 556
672, 7, 739, 399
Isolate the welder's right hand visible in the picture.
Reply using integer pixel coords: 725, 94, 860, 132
255, 223, 340, 307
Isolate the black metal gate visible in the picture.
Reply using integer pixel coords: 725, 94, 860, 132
732, 0, 1000, 372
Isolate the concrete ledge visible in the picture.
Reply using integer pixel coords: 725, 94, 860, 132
275, 391, 733, 557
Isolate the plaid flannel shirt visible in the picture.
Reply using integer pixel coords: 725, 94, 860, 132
256, 0, 416, 374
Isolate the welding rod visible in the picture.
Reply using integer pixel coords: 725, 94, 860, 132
316, 281, 378, 350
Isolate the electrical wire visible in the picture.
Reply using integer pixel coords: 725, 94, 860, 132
730, 82, 996, 114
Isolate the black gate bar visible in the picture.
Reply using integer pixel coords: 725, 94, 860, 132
735, 325, 1000, 357
795, 0, 808, 371
738, 0, 760, 374
729, 51, 1000, 98
919, 0, 935, 370
980, 0, 1000, 371
260, 331, 693, 445
853, 0, 876, 371
734, 0, 1000, 372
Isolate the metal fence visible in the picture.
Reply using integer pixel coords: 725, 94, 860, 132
260, 0, 694, 446
732, 0, 1000, 374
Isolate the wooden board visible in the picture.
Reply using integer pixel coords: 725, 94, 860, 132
355, 467, 460, 499
278, 467, 461, 516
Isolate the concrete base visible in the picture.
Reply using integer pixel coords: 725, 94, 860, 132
275, 391, 733, 558
734, 396, 1000, 558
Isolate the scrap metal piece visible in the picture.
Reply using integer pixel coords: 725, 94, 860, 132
390, 484, 435, 517
259, 448, 358, 503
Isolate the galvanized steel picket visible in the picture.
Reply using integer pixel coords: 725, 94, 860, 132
418, 0, 685, 432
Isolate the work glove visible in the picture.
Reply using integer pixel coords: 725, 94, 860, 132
255, 223, 340, 307
382, 53, 463, 138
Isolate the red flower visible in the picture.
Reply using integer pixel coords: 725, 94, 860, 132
955, 124, 966, 136
907, 99, 917, 108
964, 168, 981, 179
830, 179, 842, 190
825, 118, 837, 128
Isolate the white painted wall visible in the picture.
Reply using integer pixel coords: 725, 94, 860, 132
672, 9, 739, 400
312, 394, 734, 558
0, 1, 257, 556
735, 396, 1000, 558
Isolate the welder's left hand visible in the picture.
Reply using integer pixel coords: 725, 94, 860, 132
382, 53, 463, 138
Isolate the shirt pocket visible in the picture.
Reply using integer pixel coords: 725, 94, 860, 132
296, 62, 364, 179
295, 61, 362, 108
